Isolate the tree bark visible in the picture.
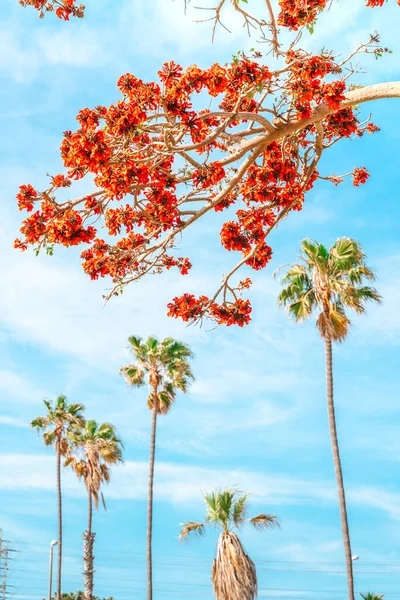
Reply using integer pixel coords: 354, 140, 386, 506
147, 397, 158, 600
325, 339, 355, 600
56, 442, 62, 600
83, 492, 95, 600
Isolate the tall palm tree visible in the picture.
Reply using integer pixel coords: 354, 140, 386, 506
179, 488, 280, 600
120, 335, 194, 600
277, 237, 381, 600
66, 420, 124, 600
31, 395, 85, 600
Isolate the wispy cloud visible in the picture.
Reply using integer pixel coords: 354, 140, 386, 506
3, 453, 399, 523
349, 486, 400, 522
0, 415, 28, 428
0, 368, 49, 405
0, 23, 108, 82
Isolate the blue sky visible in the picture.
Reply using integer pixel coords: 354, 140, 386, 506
0, 0, 399, 599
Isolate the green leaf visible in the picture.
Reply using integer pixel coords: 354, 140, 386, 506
306, 19, 317, 35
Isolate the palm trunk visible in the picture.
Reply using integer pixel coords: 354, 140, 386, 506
147, 395, 158, 600
56, 442, 62, 600
325, 339, 355, 600
83, 492, 95, 600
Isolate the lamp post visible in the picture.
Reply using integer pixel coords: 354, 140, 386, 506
48, 540, 58, 600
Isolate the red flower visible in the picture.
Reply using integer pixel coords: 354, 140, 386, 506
192, 162, 226, 189
158, 62, 183, 86
352, 167, 370, 186
16, 184, 37, 212
51, 174, 71, 188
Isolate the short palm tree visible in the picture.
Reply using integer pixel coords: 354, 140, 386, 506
66, 420, 124, 600
179, 489, 280, 600
31, 395, 85, 600
361, 594, 384, 600
277, 237, 381, 600
120, 335, 194, 600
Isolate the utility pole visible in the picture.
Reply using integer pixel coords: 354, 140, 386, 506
0, 530, 10, 600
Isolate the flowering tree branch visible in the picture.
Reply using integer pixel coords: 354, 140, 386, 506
14, 3, 400, 326
19, 0, 84, 19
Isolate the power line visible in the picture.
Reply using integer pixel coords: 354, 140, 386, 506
10, 545, 400, 567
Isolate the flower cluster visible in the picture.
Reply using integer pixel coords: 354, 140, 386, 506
167, 294, 252, 327
278, 0, 397, 30
286, 51, 347, 119
19, 0, 84, 19
352, 167, 370, 186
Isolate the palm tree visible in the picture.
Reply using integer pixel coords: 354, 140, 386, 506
120, 335, 194, 600
277, 237, 381, 600
66, 420, 124, 600
361, 594, 384, 600
31, 395, 85, 600
179, 488, 280, 600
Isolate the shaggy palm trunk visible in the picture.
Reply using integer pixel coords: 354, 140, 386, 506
56, 442, 62, 600
325, 339, 355, 600
83, 492, 95, 600
212, 531, 257, 600
147, 395, 158, 600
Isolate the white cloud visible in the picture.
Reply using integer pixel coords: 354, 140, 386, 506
349, 486, 400, 522
36, 30, 106, 67
3, 453, 399, 522
190, 369, 303, 403
0, 453, 334, 505
122, 0, 246, 60
0, 24, 107, 82
0, 414, 28, 428
0, 227, 203, 370
0, 369, 47, 405
273, 540, 342, 564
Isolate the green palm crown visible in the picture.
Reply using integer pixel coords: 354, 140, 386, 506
120, 335, 194, 413
277, 237, 381, 342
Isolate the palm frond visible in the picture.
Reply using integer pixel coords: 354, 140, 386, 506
68, 403, 85, 417
178, 522, 205, 544
352, 286, 382, 305
217, 489, 235, 523
287, 297, 314, 322
204, 491, 220, 524
301, 239, 329, 270
145, 336, 159, 353
232, 493, 249, 527
56, 394, 68, 408
330, 237, 363, 270
128, 335, 143, 351
31, 417, 47, 429
120, 365, 146, 387
162, 339, 194, 360
43, 399, 53, 412
157, 389, 176, 414
43, 431, 57, 446
249, 514, 280, 531
316, 308, 350, 342
347, 264, 376, 283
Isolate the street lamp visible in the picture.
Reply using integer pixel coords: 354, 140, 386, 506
48, 540, 58, 600
352, 555, 359, 561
